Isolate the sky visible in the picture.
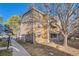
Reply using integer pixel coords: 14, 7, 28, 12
0, 3, 59, 23
0, 3, 78, 23
0, 3, 31, 22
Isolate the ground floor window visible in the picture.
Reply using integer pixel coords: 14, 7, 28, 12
50, 33, 57, 38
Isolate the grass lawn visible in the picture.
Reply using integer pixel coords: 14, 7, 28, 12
0, 49, 12, 56
0, 41, 12, 56
17, 40, 71, 56
0, 41, 11, 47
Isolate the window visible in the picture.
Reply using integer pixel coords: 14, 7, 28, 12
52, 25, 57, 28
37, 34, 41, 37
38, 25, 40, 28
37, 32, 41, 37
37, 23, 42, 28
51, 34, 57, 38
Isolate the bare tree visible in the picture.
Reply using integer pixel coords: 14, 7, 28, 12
44, 3, 79, 47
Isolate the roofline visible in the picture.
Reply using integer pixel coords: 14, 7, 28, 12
22, 7, 46, 19
31, 7, 46, 15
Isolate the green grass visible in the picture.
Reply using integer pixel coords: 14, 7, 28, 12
0, 41, 12, 56
0, 41, 11, 47
0, 49, 12, 56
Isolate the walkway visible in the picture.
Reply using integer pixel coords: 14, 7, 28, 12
11, 39, 30, 56
0, 46, 12, 50
39, 42, 79, 56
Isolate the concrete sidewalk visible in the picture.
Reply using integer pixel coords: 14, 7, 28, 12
11, 39, 30, 56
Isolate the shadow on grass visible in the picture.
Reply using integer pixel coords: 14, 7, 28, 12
68, 40, 79, 49
17, 40, 72, 56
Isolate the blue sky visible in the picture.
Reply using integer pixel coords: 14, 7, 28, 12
0, 3, 59, 23
0, 3, 31, 22
0, 3, 79, 23
0, 3, 48, 23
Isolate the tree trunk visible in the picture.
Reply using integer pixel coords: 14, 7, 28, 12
7, 35, 10, 50
63, 35, 68, 47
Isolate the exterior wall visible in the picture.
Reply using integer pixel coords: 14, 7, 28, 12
20, 11, 33, 42
49, 16, 62, 42
20, 8, 61, 43
32, 9, 48, 43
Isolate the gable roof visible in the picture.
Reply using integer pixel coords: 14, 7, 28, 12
31, 7, 46, 15
22, 7, 46, 19
21, 7, 61, 26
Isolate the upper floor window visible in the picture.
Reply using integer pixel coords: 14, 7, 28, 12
52, 25, 57, 28
38, 24, 42, 28
50, 33, 57, 38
